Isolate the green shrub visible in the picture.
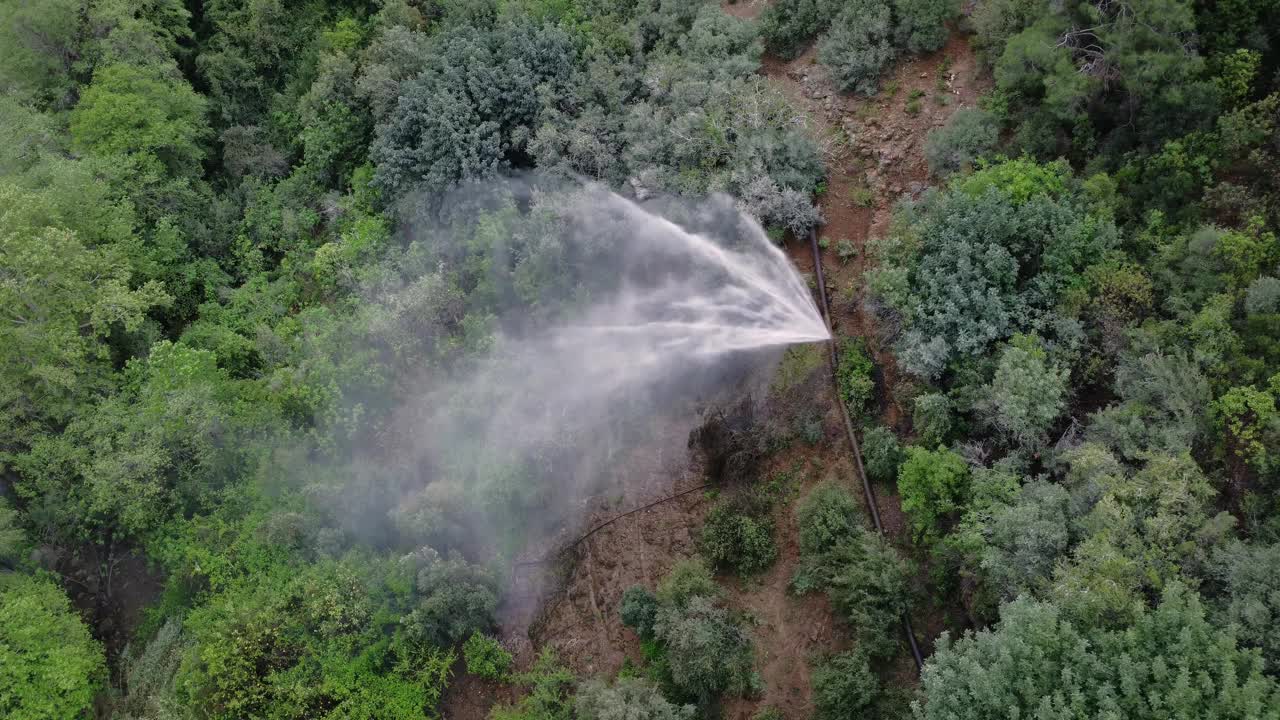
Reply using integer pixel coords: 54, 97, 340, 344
812, 649, 879, 720
760, 0, 843, 59
796, 483, 864, 559
621, 586, 660, 639
463, 631, 512, 680
491, 649, 575, 720
893, 0, 958, 54
898, 446, 970, 541
836, 338, 877, 417
861, 425, 904, 483
575, 677, 695, 720
657, 558, 718, 607
836, 238, 858, 262
700, 503, 778, 576
819, 0, 896, 95
814, 531, 910, 655
925, 109, 1000, 177
653, 595, 755, 705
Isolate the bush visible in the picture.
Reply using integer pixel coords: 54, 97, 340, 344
892, 0, 958, 54
925, 109, 1000, 177
491, 649, 575, 720
818, 1, 896, 95
700, 503, 778, 576
463, 631, 512, 680
653, 595, 756, 704
621, 586, 660, 640
760, 0, 843, 59
897, 446, 969, 541
861, 425, 904, 483
575, 677, 695, 720
812, 649, 879, 720
657, 558, 718, 607
796, 483, 864, 556
836, 238, 858, 263
795, 528, 909, 655
836, 338, 876, 418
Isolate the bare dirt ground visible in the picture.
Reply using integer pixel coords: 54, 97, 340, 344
443, 17, 989, 719
530, 364, 856, 720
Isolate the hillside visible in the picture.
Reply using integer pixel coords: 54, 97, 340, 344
1, 1, 1278, 719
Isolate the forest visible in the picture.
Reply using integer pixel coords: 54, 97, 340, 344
0, 0, 1278, 718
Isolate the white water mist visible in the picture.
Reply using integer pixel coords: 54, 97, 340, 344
387, 179, 828, 553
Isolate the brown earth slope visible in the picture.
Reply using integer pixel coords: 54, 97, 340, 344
443, 17, 990, 720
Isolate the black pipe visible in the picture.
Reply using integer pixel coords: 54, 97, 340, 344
807, 228, 925, 673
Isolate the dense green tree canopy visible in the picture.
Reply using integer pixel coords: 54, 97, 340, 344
0, 574, 106, 720
917, 584, 1280, 720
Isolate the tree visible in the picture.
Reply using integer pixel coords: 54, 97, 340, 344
991, 0, 1220, 161
371, 21, 576, 200
0, 573, 106, 720
0, 0, 82, 107
819, 530, 910, 655
177, 558, 456, 720
463, 631, 512, 680
0, 197, 171, 453
978, 334, 1067, 449
1213, 384, 1277, 478
491, 649, 575, 720
793, 483, 908, 655
653, 595, 755, 704
1215, 541, 1280, 673
1086, 348, 1211, 459
979, 480, 1071, 602
0, 499, 25, 569
69, 63, 209, 178
1051, 451, 1232, 628
916, 584, 1280, 720
874, 160, 1113, 377
911, 393, 953, 447
897, 446, 969, 541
